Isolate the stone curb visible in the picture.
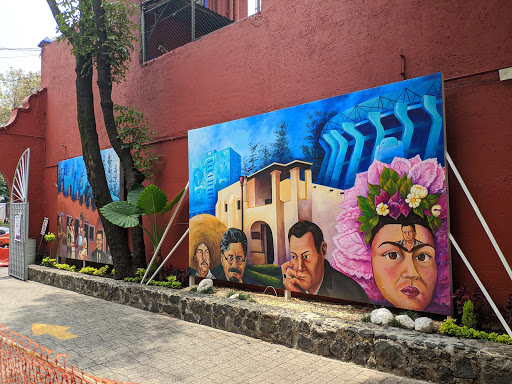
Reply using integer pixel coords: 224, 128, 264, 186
28, 265, 512, 384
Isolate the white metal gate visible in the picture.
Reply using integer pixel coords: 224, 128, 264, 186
8, 149, 30, 281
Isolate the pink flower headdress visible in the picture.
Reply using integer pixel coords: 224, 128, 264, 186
331, 155, 451, 314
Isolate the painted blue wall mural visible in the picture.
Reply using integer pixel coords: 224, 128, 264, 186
188, 73, 451, 316
190, 148, 241, 217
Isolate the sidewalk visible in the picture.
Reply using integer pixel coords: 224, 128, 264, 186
0, 267, 432, 384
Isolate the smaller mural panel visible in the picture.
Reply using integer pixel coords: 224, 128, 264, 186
56, 149, 121, 264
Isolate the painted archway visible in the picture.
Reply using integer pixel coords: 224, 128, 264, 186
249, 220, 275, 265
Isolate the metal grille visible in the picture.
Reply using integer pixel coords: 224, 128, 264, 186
141, 0, 261, 62
8, 203, 28, 281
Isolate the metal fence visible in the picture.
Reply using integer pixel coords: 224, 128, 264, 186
141, 0, 261, 62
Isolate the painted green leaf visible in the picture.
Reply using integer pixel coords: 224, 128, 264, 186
357, 215, 369, 224
364, 231, 372, 245
400, 179, 413, 199
160, 188, 186, 215
383, 179, 398, 197
100, 201, 141, 228
389, 168, 400, 182
127, 184, 145, 205
360, 222, 369, 233
379, 167, 391, 188
413, 206, 425, 218
424, 193, 441, 206
419, 198, 429, 211
369, 184, 381, 196
357, 196, 374, 217
397, 173, 408, 188
368, 195, 376, 211
137, 184, 168, 215
369, 215, 379, 228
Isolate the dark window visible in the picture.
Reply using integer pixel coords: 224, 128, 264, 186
225, 203, 228, 212
251, 231, 261, 240
237, 200, 241, 210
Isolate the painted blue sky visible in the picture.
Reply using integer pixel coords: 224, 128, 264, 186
188, 73, 442, 167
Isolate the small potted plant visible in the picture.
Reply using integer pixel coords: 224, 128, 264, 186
44, 232, 56, 258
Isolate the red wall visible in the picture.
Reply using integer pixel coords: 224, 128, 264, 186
37, 0, 512, 306
0, 90, 47, 239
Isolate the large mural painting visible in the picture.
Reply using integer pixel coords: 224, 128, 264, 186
56, 148, 121, 265
188, 73, 451, 315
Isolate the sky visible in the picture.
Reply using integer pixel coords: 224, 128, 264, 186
0, 1, 58, 74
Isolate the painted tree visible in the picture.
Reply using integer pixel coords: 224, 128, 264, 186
271, 121, 293, 165
301, 110, 337, 181
0, 68, 41, 126
242, 140, 260, 175
45, 0, 146, 278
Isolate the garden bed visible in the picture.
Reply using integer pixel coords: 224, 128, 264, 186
28, 265, 512, 384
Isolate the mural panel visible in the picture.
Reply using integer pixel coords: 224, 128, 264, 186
188, 73, 451, 315
56, 148, 121, 264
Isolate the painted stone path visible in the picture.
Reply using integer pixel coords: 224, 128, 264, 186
0, 267, 432, 384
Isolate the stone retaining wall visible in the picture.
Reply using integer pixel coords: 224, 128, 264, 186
28, 265, 511, 384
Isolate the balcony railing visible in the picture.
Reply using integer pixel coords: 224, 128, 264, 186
141, 0, 261, 63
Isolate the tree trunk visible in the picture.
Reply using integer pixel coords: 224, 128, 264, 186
92, 0, 146, 270
74, 53, 134, 279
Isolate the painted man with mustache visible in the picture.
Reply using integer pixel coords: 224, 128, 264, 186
218, 228, 247, 283
281, 221, 369, 302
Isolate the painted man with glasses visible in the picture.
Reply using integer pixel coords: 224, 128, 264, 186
218, 228, 247, 283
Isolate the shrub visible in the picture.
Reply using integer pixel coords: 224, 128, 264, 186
41, 257, 56, 267
439, 318, 511, 345
54, 263, 76, 272
462, 300, 478, 329
79, 265, 109, 276
361, 314, 371, 322
388, 317, 403, 328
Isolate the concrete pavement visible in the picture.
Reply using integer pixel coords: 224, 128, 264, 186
0, 267, 433, 384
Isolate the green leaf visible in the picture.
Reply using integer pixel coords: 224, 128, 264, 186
357, 196, 374, 217
424, 193, 441, 206
413, 207, 425, 218
397, 173, 408, 189
369, 184, 381, 196
360, 222, 369, 232
379, 168, 391, 188
160, 188, 186, 215
368, 215, 379, 229
127, 184, 145, 205
389, 168, 399, 182
383, 179, 398, 197
364, 231, 372, 245
137, 184, 168, 215
400, 179, 413, 199
357, 215, 369, 224
100, 201, 141, 228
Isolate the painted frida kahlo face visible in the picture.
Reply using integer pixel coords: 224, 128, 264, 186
371, 224, 437, 311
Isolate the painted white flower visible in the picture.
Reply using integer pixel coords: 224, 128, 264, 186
410, 184, 428, 198
431, 204, 441, 217
405, 193, 421, 208
376, 202, 389, 216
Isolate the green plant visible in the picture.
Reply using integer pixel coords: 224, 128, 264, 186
54, 263, 76, 272
462, 300, 478, 329
100, 184, 185, 256
44, 232, 56, 242
388, 317, 403, 328
439, 318, 512, 345
111, 268, 115, 275
41, 257, 56, 267
198, 287, 215, 294
190, 287, 198, 292
79, 265, 109, 276
400, 310, 420, 321
361, 314, 371, 322
115, 105, 161, 180
226, 290, 238, 298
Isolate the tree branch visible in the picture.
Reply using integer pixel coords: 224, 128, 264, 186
45, 0, 74, 44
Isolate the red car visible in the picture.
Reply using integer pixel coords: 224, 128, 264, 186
0, 232, 8, 248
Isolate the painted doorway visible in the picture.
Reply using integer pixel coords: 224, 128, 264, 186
250, 221, 274, 265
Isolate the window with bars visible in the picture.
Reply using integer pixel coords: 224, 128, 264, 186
141, 0, 262, 63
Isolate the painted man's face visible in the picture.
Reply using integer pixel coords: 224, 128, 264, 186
195, 243, 210, 278
289, 232, 325, 293
401, 225, 415, 242
371, 224, 437, 311
95, 233, 103, 251
221, 242, 246, 283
